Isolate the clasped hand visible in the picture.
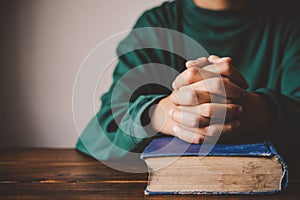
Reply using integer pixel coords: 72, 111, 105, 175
151, 55, 250, 143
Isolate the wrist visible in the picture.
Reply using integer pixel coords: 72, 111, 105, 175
150, 96, 176, 135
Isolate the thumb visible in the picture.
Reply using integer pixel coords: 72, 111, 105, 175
208, 55, 232, 63
185, 57, 209, 68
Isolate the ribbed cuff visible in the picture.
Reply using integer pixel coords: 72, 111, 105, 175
130, 94, 166, 144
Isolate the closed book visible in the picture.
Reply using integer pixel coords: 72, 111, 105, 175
140, 137, 288, 195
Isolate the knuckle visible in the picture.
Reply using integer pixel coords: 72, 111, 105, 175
189, 115, 199, 127
170, 91, 179, 103
186, 67, 198, 80
221, 62, 231, 72
225, 121, 239, 134
233, 105, 241, 116
193, 134, 203, 144
209, 126, 218, 136
201, 104, 212, 117
233, 104, 241, 113
172, 110, 178, 121
227, 104, 235, 112
186, 90, 196, 105
203, 126, 209, 136
226, 124, 233, 133
210, 78, 224, 93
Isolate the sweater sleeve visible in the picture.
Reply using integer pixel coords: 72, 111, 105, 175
76, 5, 184, 160
255, 12, 300, 137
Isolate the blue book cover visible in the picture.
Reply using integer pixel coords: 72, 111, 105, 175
141, 137, 288, 195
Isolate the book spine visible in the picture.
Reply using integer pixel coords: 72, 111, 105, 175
267, 142, 289, 191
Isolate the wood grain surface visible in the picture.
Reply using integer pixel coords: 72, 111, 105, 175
0, 149, 299, 199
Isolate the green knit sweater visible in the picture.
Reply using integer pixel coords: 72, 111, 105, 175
76, 0, 300, 160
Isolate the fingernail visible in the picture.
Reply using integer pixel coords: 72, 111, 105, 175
208, 55, 216, 61
185, 61, 192, 68
186, 60, 198, 68
172, 81, 177, 89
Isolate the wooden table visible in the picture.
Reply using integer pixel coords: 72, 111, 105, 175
0, 149, 299, 199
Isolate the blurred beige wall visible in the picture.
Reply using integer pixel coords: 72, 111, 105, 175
0, 0, 166, 147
